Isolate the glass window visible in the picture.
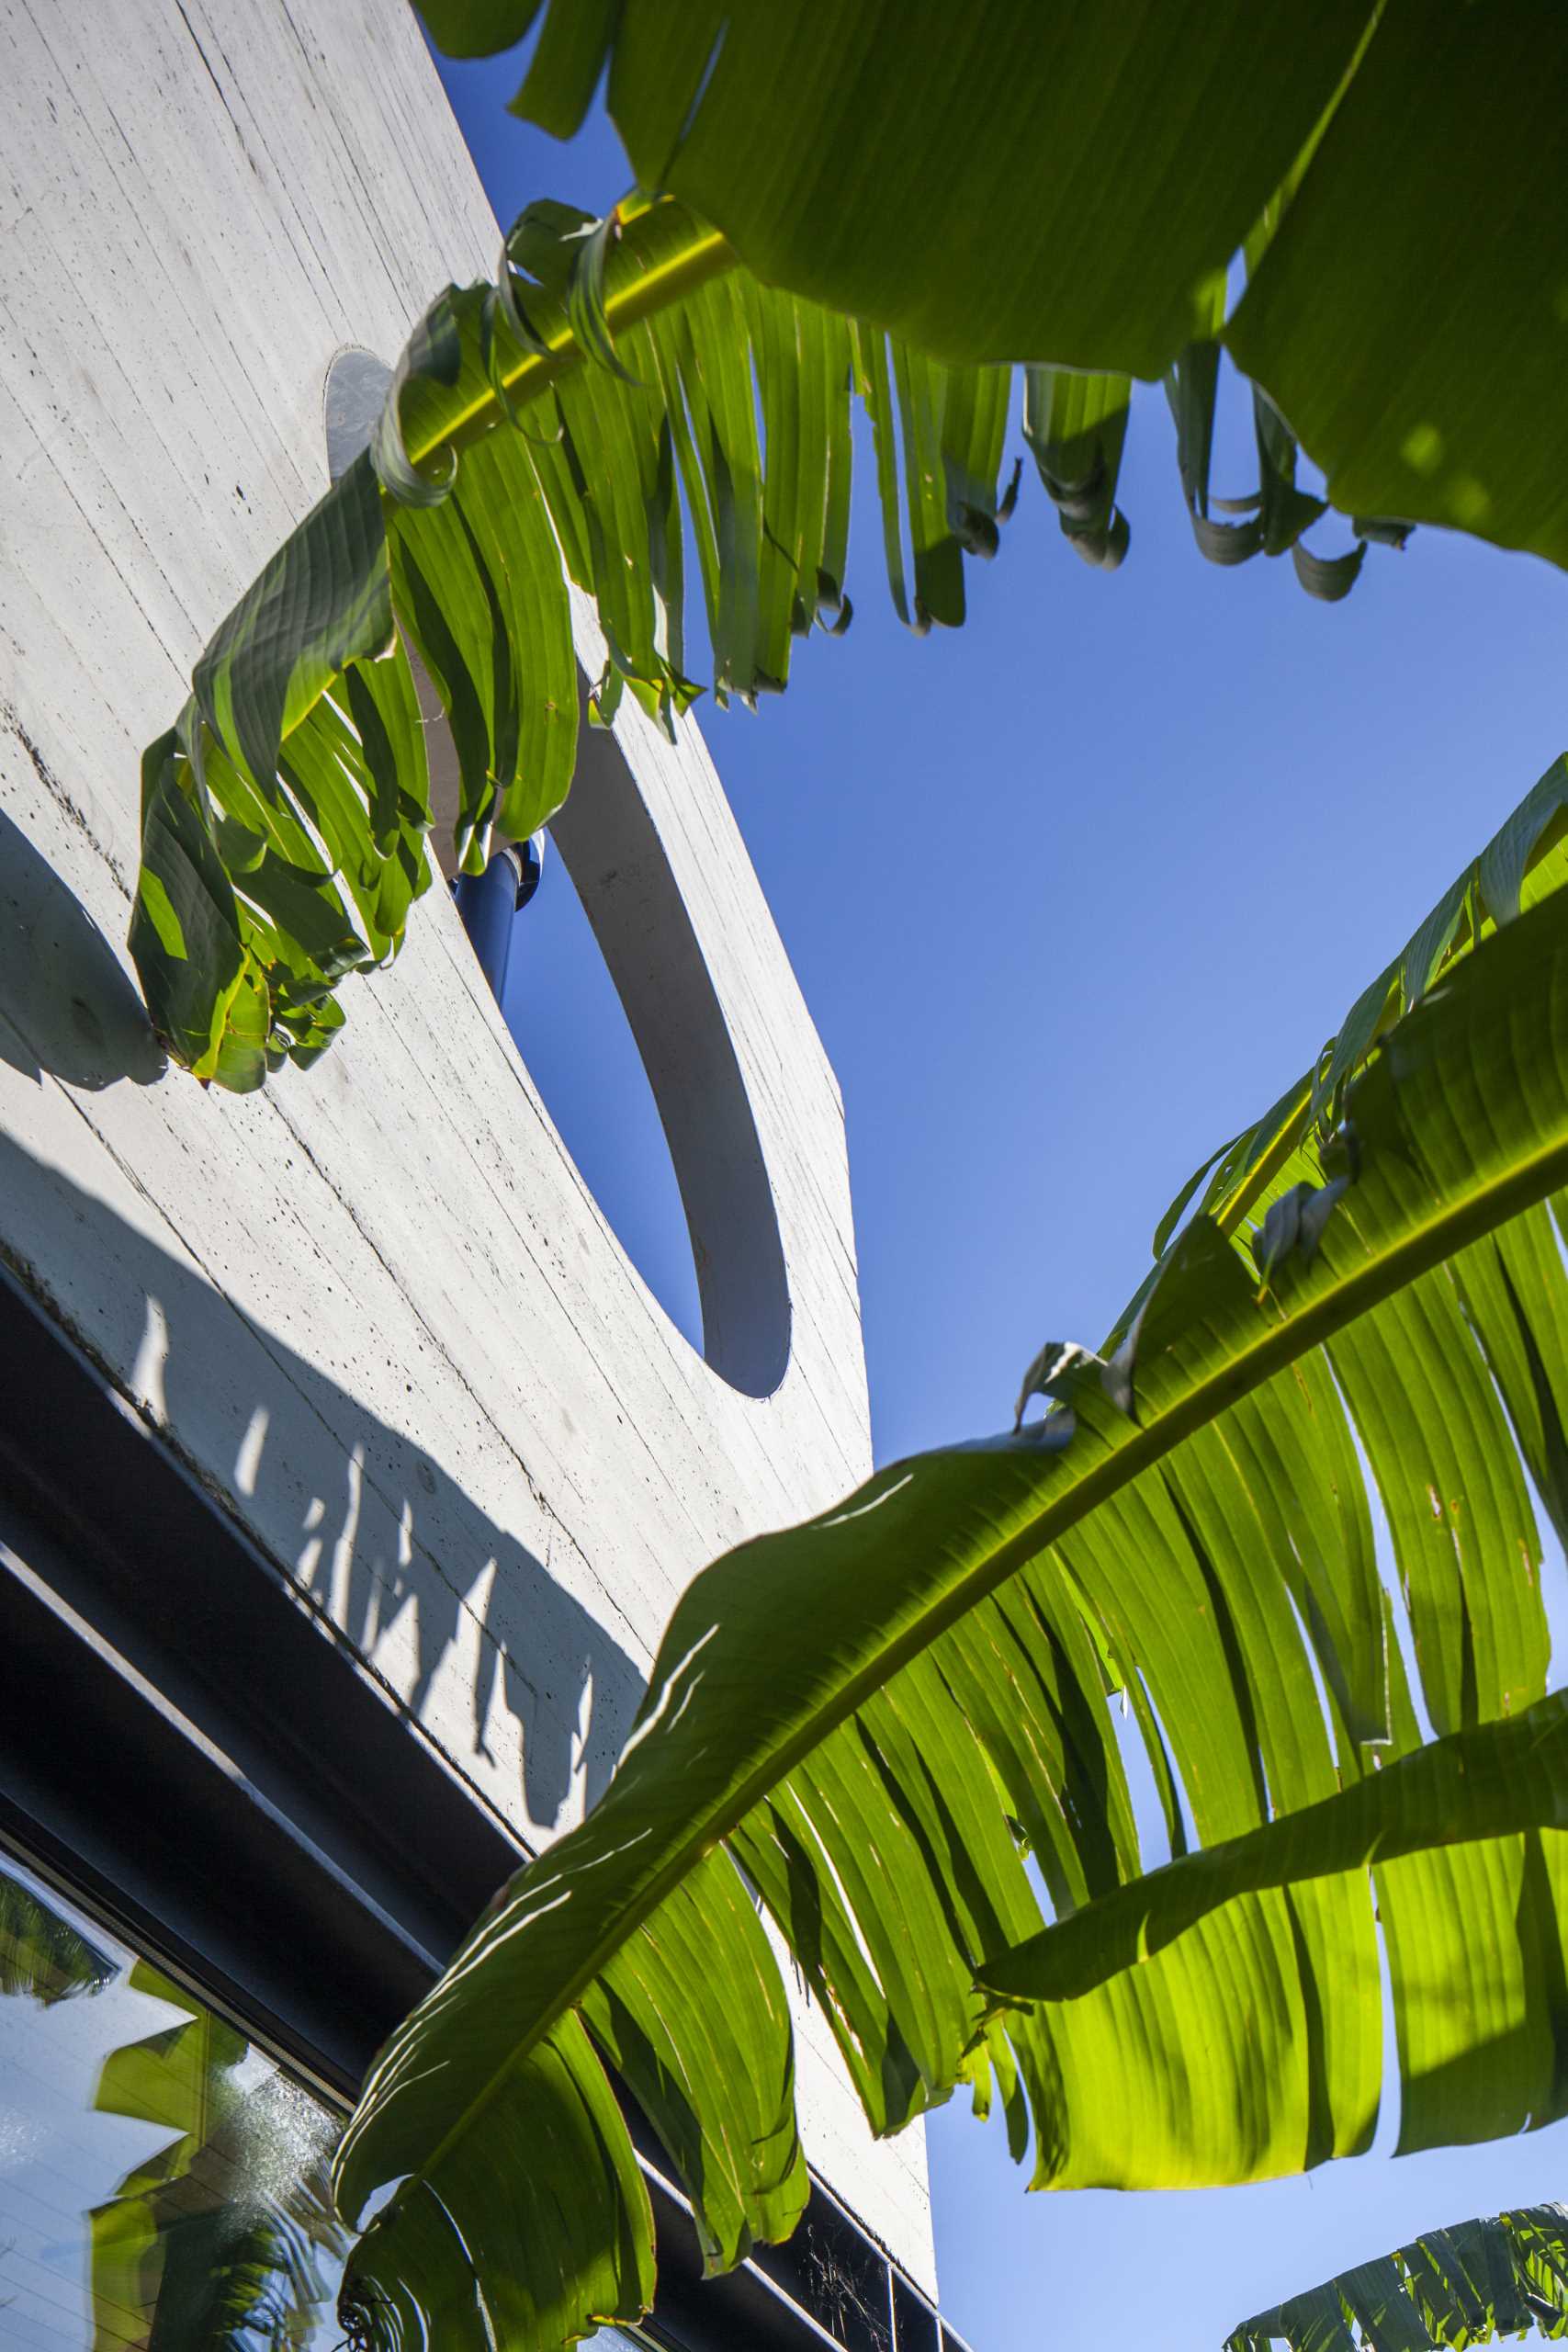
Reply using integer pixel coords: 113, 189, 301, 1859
0, 1849, 346, 2348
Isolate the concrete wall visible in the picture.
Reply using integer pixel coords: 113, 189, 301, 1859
0, 0, 935, 2290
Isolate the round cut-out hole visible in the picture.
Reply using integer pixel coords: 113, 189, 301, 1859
502, 844, 704, 1356
512, 714, 792, 1400
322, 351, 790, 1397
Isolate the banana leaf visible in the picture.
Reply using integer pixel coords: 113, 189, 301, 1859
130, 195, 1021, 1090
437, 0, 1568, 573
136, 0, 1568, 1087
131, 141, 1426, 1097
1227, 2201, 1568, 2351
327, 766, 1568, 2349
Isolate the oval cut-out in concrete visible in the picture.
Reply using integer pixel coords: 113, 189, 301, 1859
547, 690, 791, 1397
502, 837, 704, 1357
323, 347, 792, 1397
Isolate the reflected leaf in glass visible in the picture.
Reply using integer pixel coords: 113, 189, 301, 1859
0, 1855, 346, 2350
0, 1871, 116, 2007
90, 1963, 346, 2350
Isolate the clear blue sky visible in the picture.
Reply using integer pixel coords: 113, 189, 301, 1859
433, 39, 1568, 2352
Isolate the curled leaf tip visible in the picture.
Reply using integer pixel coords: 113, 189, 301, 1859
1013, 1338, 1102, 1430
957, 504, 1000, 560
1253, 1127, 1360, 1291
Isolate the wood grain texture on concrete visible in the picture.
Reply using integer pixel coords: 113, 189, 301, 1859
0, 0, 935, 2290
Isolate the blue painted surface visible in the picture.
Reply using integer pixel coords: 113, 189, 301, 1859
431, 33, 1568, 2351
454, 847, 523, 1000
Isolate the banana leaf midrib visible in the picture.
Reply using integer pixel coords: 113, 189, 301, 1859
409, 204, 735, 470
369, 948, 1568, 2221
204, 201, 735, 797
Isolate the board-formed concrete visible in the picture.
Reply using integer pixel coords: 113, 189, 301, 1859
0, 0, 936, 2291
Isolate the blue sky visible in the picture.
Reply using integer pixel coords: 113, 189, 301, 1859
433, 40, 1568, 2352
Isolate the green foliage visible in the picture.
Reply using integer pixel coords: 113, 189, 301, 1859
129, 451, 430, 1090
107, 16, 1568, 2338
130, 196, 1025, 1089
330, 775, 1568, 2350
983, 1689, 1568, 2005
483, 0, 1568, 568
1228, 2202, 1568, 2351
90, 1962, 345, 2349
130, 3, 1568, 1084
481, 0, 1368, 376
128, 175, 1400, 1091
1021, 368, 1133, 571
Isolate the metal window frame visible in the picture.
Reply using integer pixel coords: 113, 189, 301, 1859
0, 1259, 966, 2352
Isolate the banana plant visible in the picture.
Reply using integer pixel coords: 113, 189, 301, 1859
435, 0, 1568, 569
129, 181, 1388, 1096
318, 760, 1568, 2350
1227, 2201, 1568, 2350
128, 191, 1025, 1091
132, 0, 1568, 1092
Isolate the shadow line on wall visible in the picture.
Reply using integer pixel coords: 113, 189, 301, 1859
0, 1125, 647, 1840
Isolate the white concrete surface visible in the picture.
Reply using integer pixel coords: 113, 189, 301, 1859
0, 0, 935, 2293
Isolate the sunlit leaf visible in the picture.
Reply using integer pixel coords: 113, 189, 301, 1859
333, 812, 1568, 2344
1227, 2201, 1568, 2352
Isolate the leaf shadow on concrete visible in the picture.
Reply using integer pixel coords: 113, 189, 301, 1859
0, 798, 166, 1091
0, 1125, 647, 1842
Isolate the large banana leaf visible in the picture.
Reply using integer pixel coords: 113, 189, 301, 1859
434, 0, 1568, 574
130, 195, 1025, 1091
1227, 2200, 1568, 2351
329, 771, 1568, 2349
132, 1, 1568, 1087
132, 166, 1404, 1092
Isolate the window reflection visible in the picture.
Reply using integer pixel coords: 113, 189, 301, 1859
0, 1851, 345, 2349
